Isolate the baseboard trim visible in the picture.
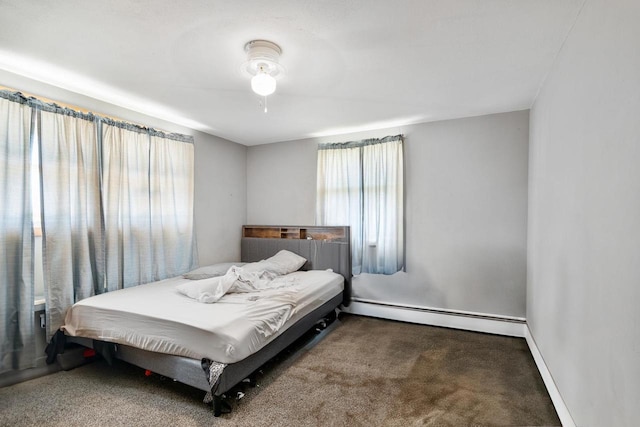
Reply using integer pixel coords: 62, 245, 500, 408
343, 299, 526, 337
525, 325, 576, 427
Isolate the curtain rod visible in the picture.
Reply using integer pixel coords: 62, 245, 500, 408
0, 84, 129, 123
318, 134, 403, 150
0, 86, 193, 143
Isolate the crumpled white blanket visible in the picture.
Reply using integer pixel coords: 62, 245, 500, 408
176, 264, 298, 303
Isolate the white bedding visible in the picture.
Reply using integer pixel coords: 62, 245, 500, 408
62, 269, 343, 364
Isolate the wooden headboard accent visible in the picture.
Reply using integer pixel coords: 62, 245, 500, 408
241, 225, 352, 306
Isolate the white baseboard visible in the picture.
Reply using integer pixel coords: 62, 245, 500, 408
525, 325, 576, 427
343, 299, 526, 337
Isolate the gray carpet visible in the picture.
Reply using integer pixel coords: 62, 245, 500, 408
0, 314, 560, 426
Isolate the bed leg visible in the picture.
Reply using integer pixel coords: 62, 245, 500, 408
213, 395, 223, 417
212, 395, 231, 417
248, 373, 257, 387
315, 309, 338, 332
325, 309, 337, 324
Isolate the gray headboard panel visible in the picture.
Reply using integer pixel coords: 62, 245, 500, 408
241, 231, 352, 306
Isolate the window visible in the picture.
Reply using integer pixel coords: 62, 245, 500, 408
1, 88, 197, 339
316, 135, 404, 275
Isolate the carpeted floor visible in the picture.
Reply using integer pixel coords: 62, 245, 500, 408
0, 314, 560, 427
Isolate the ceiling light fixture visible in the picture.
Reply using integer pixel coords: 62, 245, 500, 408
251, 66, 276, 96
242, 40, 284, 113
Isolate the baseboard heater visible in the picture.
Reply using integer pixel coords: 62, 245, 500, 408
344, 297, 526, 337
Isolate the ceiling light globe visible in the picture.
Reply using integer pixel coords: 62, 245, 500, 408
251, 72, 276, 96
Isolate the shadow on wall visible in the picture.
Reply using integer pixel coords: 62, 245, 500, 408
351, 264, 446, 309
350, 241, 526, 318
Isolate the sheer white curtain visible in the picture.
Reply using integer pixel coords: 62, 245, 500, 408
149, 132, 197, 279
317, 135, 404, 275
316, 144, 363, 271
102, 121, 153, 291
102, 122, 197, 291
39, 107, 104, 339
0, 93, 35, 373
1, 90, 198, 358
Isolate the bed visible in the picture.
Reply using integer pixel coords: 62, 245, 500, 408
51, 225, 351, 417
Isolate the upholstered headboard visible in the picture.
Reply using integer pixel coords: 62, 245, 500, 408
240, 225, 352, 306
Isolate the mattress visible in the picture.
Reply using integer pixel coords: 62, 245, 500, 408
62, 269, 343, 364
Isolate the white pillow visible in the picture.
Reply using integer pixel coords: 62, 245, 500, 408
263, 250, 307, 275
234, 261, 270, 274
183, 262, 245, 280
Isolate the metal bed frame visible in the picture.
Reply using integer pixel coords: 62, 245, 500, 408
61, 226, 352, 417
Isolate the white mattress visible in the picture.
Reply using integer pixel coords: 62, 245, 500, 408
62, 269, 343, 364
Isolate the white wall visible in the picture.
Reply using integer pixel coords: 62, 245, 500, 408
527, 0, 640, 425
193, 130, 246, 264
0, 69, 247, 267
248, 111, 529, 318
247, 139, 317, 225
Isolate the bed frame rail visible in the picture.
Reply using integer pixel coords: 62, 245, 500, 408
58, 225, 351, 418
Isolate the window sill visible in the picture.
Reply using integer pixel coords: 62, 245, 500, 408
34, 298, 45, 311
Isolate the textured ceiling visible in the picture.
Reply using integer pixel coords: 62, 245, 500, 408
0, 0, 584, 145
